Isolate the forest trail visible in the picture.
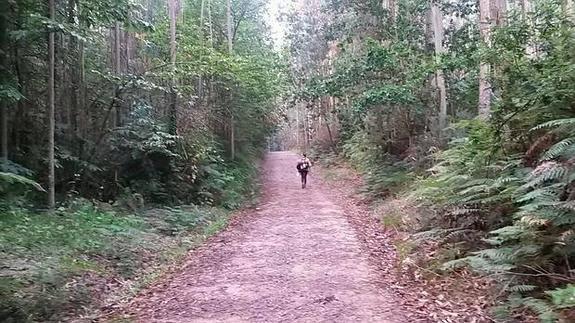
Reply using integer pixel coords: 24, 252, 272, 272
124, 152, 406, 322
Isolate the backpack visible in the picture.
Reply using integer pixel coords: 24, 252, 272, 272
297, 159, 310, 171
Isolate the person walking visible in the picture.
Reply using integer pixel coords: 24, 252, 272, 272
296, 153, 311, 189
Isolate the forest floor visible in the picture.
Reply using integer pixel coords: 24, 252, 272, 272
112, 151, 410, 322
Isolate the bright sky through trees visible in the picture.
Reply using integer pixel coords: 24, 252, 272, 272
266, 0, 288, 48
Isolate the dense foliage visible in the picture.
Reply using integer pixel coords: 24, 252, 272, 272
285, 0, 575, 320
0, 0, 284, 207
0, 0, 283, 320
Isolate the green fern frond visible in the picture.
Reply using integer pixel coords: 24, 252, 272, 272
513, 245, 541, 257
508, 285, 537, 293
476, 194, 514, 204
0, 172, 45, 192
458, 178, 492, 189
516, 200, 563, 215
523, 164, 568, 188
558, 201, 575, 212
441, 229, 478, 244
542, 137, 575, 161
458, 184, 490, 196
463, 254, 516, 272
487, 226, 528, 244
412, 228, 447, 242
474, 248, 516, 262
455, 191, 490, 204
493, 176, 521, 186
522, 297, 558, 323
519, 215, 550, 226
450, 208, 480, 216
516, 185, 563, 203
545, 210, 575, 226
441, 257, 470, 270
531, 118, 575, 131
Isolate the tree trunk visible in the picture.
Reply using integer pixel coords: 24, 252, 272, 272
382, 0, 397, 23
197, 0, 206, 99
113, 21, 121, 126
478, 0, 492, 120
0, 2, 8, 162
168, 0, 178, 134
496, 0, 507, 25
68, 0, 79, 143
48, 0, 56, 208
208, 0, 214, 46
431, 1, 448, 133
227, 0, 235, 160
296, 102, 300, 149
78, 40, 86, 143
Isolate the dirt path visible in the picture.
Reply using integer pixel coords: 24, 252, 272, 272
124, 152, 407, 322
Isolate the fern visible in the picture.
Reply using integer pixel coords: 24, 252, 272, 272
521, 297, 558, 323
516, 184, 563, 203
507, 285, 537, 293
0, 172, 45, 192
522, 163, 568, 188
441, 229, 478, 244
473, 248, 516, 263
519, 215, 550, 227
531, 118, 575, 131
541, 137, 575, 160
450, 208, 480, 216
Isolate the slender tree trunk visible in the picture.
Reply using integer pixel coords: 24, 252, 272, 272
208, 0, 214, 46
478, 0, 492, 120
48, 0, 56, 208
227, 0, 235, 160
323, 112, 337, 153
79, 40, 86, 143
431, 1, 448, 133
13, 44, 25, 158
68, 0, 79, 143
112, 21, 121, 126
0, 2, 8, 162
1, 102, 7, 161
197, 0, 206, 99
125, 30, 130, 73
168, 0, 178, 134
496, 0, 507, 25
382, 0, 397, 23
296, 102, 300, 150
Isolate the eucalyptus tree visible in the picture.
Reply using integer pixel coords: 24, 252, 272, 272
48, 0, 56, 208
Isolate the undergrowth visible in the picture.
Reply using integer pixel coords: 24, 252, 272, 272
0, 201, 231, 322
